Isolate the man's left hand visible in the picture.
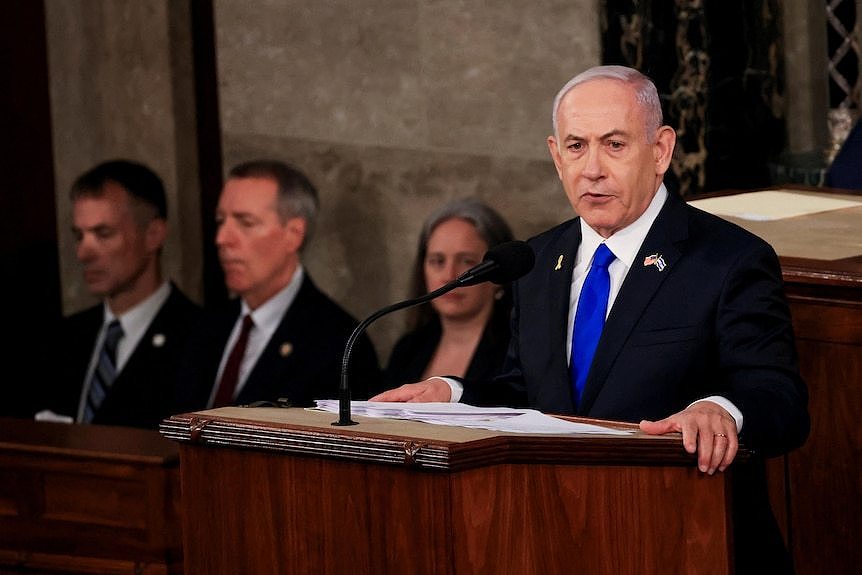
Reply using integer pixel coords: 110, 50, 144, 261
639, 401, 739, 474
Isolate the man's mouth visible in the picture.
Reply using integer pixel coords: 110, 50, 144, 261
83, 268, 104, 282
581, 191, 613, 201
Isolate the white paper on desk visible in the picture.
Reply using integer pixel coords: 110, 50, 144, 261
313, 400, 634, 435
688, 190, 862, 221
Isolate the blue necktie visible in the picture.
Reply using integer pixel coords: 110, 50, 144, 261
571, 244, 616, 405
84, 319, 124, 422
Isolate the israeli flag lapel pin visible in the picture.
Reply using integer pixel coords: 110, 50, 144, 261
643, 253, 667, 271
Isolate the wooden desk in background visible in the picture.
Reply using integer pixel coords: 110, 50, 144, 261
0, 419, 182, 575
703, 187, 862, 575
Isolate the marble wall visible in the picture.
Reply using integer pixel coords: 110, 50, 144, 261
213, 0, 599, 356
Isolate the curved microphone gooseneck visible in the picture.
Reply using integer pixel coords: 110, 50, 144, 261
333, 240, 535, 426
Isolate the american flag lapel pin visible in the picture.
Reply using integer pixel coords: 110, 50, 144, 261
643, 253, 667, 271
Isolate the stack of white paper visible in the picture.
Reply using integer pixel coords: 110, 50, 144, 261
313, 400, 635, 435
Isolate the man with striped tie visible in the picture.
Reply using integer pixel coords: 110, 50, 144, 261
35, 160, 200, 429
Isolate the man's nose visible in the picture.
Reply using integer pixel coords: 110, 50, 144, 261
582, 147, 604, 179
215, 220, 233, 247
75, 236, 95, 262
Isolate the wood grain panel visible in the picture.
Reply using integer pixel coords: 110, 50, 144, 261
179, 445, 453, 574
0, 421, 182, 574
778, 289, 862, 575
787, 337, 862, 575
450, 464, 730, 575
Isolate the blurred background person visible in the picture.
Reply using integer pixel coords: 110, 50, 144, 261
36, 159, 201, 429
383, 198, 515, 398
173, 160, 380, 412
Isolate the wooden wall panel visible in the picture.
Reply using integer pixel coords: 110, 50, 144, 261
783, 296, 862, 575
0, 421, 181, 574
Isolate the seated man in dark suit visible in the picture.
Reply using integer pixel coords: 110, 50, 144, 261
173, 160, 380, 412
374, 65, 809, 573
36, 159, 201, 429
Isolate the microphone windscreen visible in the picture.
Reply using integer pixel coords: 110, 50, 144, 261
483, 240, 535, 284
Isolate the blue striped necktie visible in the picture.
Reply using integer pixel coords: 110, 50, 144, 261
570, 243, 616, 406
84, 319, 124, 422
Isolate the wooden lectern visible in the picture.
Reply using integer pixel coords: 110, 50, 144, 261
162, 407, 738, 575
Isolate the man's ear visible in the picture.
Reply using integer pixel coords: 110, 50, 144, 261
145, 218, 168, 253
547, 135, 564, 179
654, 126, 677, 176
284, 217, 307, 252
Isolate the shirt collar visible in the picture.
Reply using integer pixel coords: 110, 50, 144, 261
578, 183, 668, 268
242, 264, 304, 333
104, 280, 171, 335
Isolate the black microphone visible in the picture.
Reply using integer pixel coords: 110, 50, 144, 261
333, 240, 535, 426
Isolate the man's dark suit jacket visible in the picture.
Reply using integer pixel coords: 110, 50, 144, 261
43, 283, 201, 429
173, 273, 381, 413
466, 191, 809, 455
462, 191, 810, 573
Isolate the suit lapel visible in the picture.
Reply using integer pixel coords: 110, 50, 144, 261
200, 300, 243, 401
117, 287, 174, 378
543, 222, 582, 402
238, 279, 308, 403
68, 308, 105, 414
578, 193, 689, 414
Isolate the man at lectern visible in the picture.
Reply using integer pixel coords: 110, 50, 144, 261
173, 160, 380, 412
373, 65, 809, 573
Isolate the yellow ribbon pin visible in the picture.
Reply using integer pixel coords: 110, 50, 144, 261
554, 255, 564, 271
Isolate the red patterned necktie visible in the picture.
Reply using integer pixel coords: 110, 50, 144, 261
213, 314, 254, 407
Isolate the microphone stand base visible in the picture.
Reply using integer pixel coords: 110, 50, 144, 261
331, 418, 359, 426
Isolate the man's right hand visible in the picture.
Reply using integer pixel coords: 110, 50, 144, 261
369, 377, 452, 402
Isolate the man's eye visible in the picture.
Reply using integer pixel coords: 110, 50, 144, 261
608, 140, 624, 150
567, 142, 583, 151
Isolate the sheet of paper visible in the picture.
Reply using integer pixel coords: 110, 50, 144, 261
34, 410, 74, 424
312, 400, 634, 435
688, 189, 862, 221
